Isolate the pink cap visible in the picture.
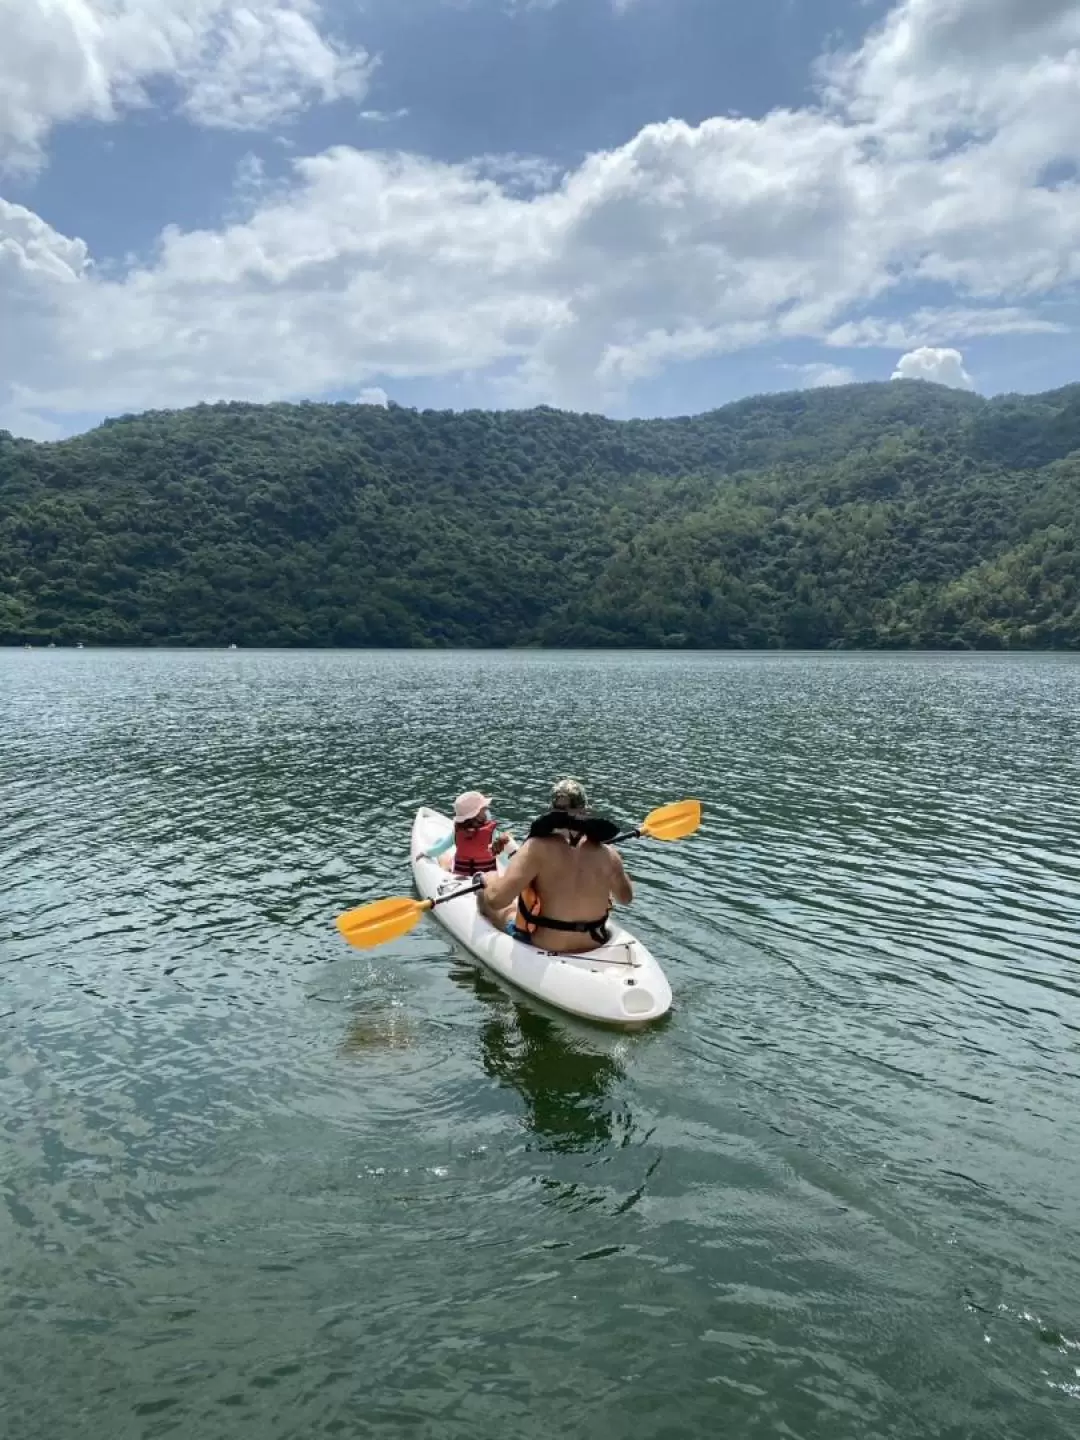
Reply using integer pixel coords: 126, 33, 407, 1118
453, 790, 492, 822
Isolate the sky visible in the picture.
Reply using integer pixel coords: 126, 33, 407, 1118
1, 0, 1079, 440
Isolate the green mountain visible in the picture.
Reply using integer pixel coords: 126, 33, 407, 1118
2, 379, 1078, 649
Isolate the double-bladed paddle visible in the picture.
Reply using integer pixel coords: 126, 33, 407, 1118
335, 797, 701, 951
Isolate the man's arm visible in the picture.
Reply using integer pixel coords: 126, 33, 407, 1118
607, 847, 633, 906
481, 838, 537, 909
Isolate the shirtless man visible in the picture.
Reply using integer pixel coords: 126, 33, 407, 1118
476, 778, 633, 952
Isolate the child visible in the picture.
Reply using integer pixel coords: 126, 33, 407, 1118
419, 791, 516, 878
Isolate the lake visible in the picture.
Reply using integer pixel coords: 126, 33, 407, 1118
2, 648, 1078, 1439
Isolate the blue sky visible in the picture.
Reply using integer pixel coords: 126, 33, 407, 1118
1, 0, 1078, 438
10, 1, 876, 252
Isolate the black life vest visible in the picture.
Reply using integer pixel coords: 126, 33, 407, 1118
526, 810, 620, 845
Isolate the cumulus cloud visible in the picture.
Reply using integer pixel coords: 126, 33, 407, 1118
891, 346, 975, 389
787, 363, 857, 389
1, 0, 1079, 431
356, 386, 389, 407
0, 0, 371, 172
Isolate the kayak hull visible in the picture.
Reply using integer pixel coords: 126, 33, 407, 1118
410, 807, 673, 1028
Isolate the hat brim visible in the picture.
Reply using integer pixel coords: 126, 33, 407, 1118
453, 794, 492, 821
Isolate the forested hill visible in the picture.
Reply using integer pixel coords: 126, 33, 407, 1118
2, 379, 1079, 649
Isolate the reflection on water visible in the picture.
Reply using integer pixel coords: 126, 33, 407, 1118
339, 1003, 419, 1054
449, 960, 630, 1152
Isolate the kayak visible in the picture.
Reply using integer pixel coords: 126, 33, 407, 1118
410, 806, 673, 1028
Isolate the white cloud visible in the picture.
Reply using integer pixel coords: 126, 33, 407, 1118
0, 388, 64, 440
829, 0, 1080, 134
0, 198, 90, 283
891, 346, 975, 389
0, 200, 90, 418
1, 0, 1079, 431
827, 306, 1067, 350
0, 1, 371, 172
786, 363, 857, 389
356, 386, 389, 407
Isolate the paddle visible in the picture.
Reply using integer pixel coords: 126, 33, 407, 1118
613, 797, 701, 845
336, 882, 484, 951
335, 798, 702, 951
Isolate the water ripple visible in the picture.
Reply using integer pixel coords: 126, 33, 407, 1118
2, 649, 1079, 1439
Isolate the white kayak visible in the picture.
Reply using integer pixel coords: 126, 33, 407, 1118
410, 807, 673, 1028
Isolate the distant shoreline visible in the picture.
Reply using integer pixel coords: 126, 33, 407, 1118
6, 644, 1078, 657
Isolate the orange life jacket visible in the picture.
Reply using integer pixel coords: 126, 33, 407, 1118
515, 881, 610, 946
453, 818, 499, 876
515, 883, 544, 934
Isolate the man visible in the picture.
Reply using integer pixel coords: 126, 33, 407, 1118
476, 778, 633, 952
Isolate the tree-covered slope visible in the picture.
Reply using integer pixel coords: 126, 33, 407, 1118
1, 380, 1078, 648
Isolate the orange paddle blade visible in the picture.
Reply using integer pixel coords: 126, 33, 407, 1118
336, 895, 433, 949
639, 799, 702, 842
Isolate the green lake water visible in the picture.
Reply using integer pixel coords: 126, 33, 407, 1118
2, 649, 1079, 1439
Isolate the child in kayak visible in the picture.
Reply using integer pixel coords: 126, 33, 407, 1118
417, 791, 516, 878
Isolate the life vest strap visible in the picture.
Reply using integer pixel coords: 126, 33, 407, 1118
453, 856, 498, 875
516, 883, 610, 945
530, 912, 611, 945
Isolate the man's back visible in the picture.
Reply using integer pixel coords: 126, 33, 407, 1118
503, 835, 632, 952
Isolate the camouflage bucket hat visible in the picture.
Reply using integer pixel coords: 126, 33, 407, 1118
550, 777, 588, 811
